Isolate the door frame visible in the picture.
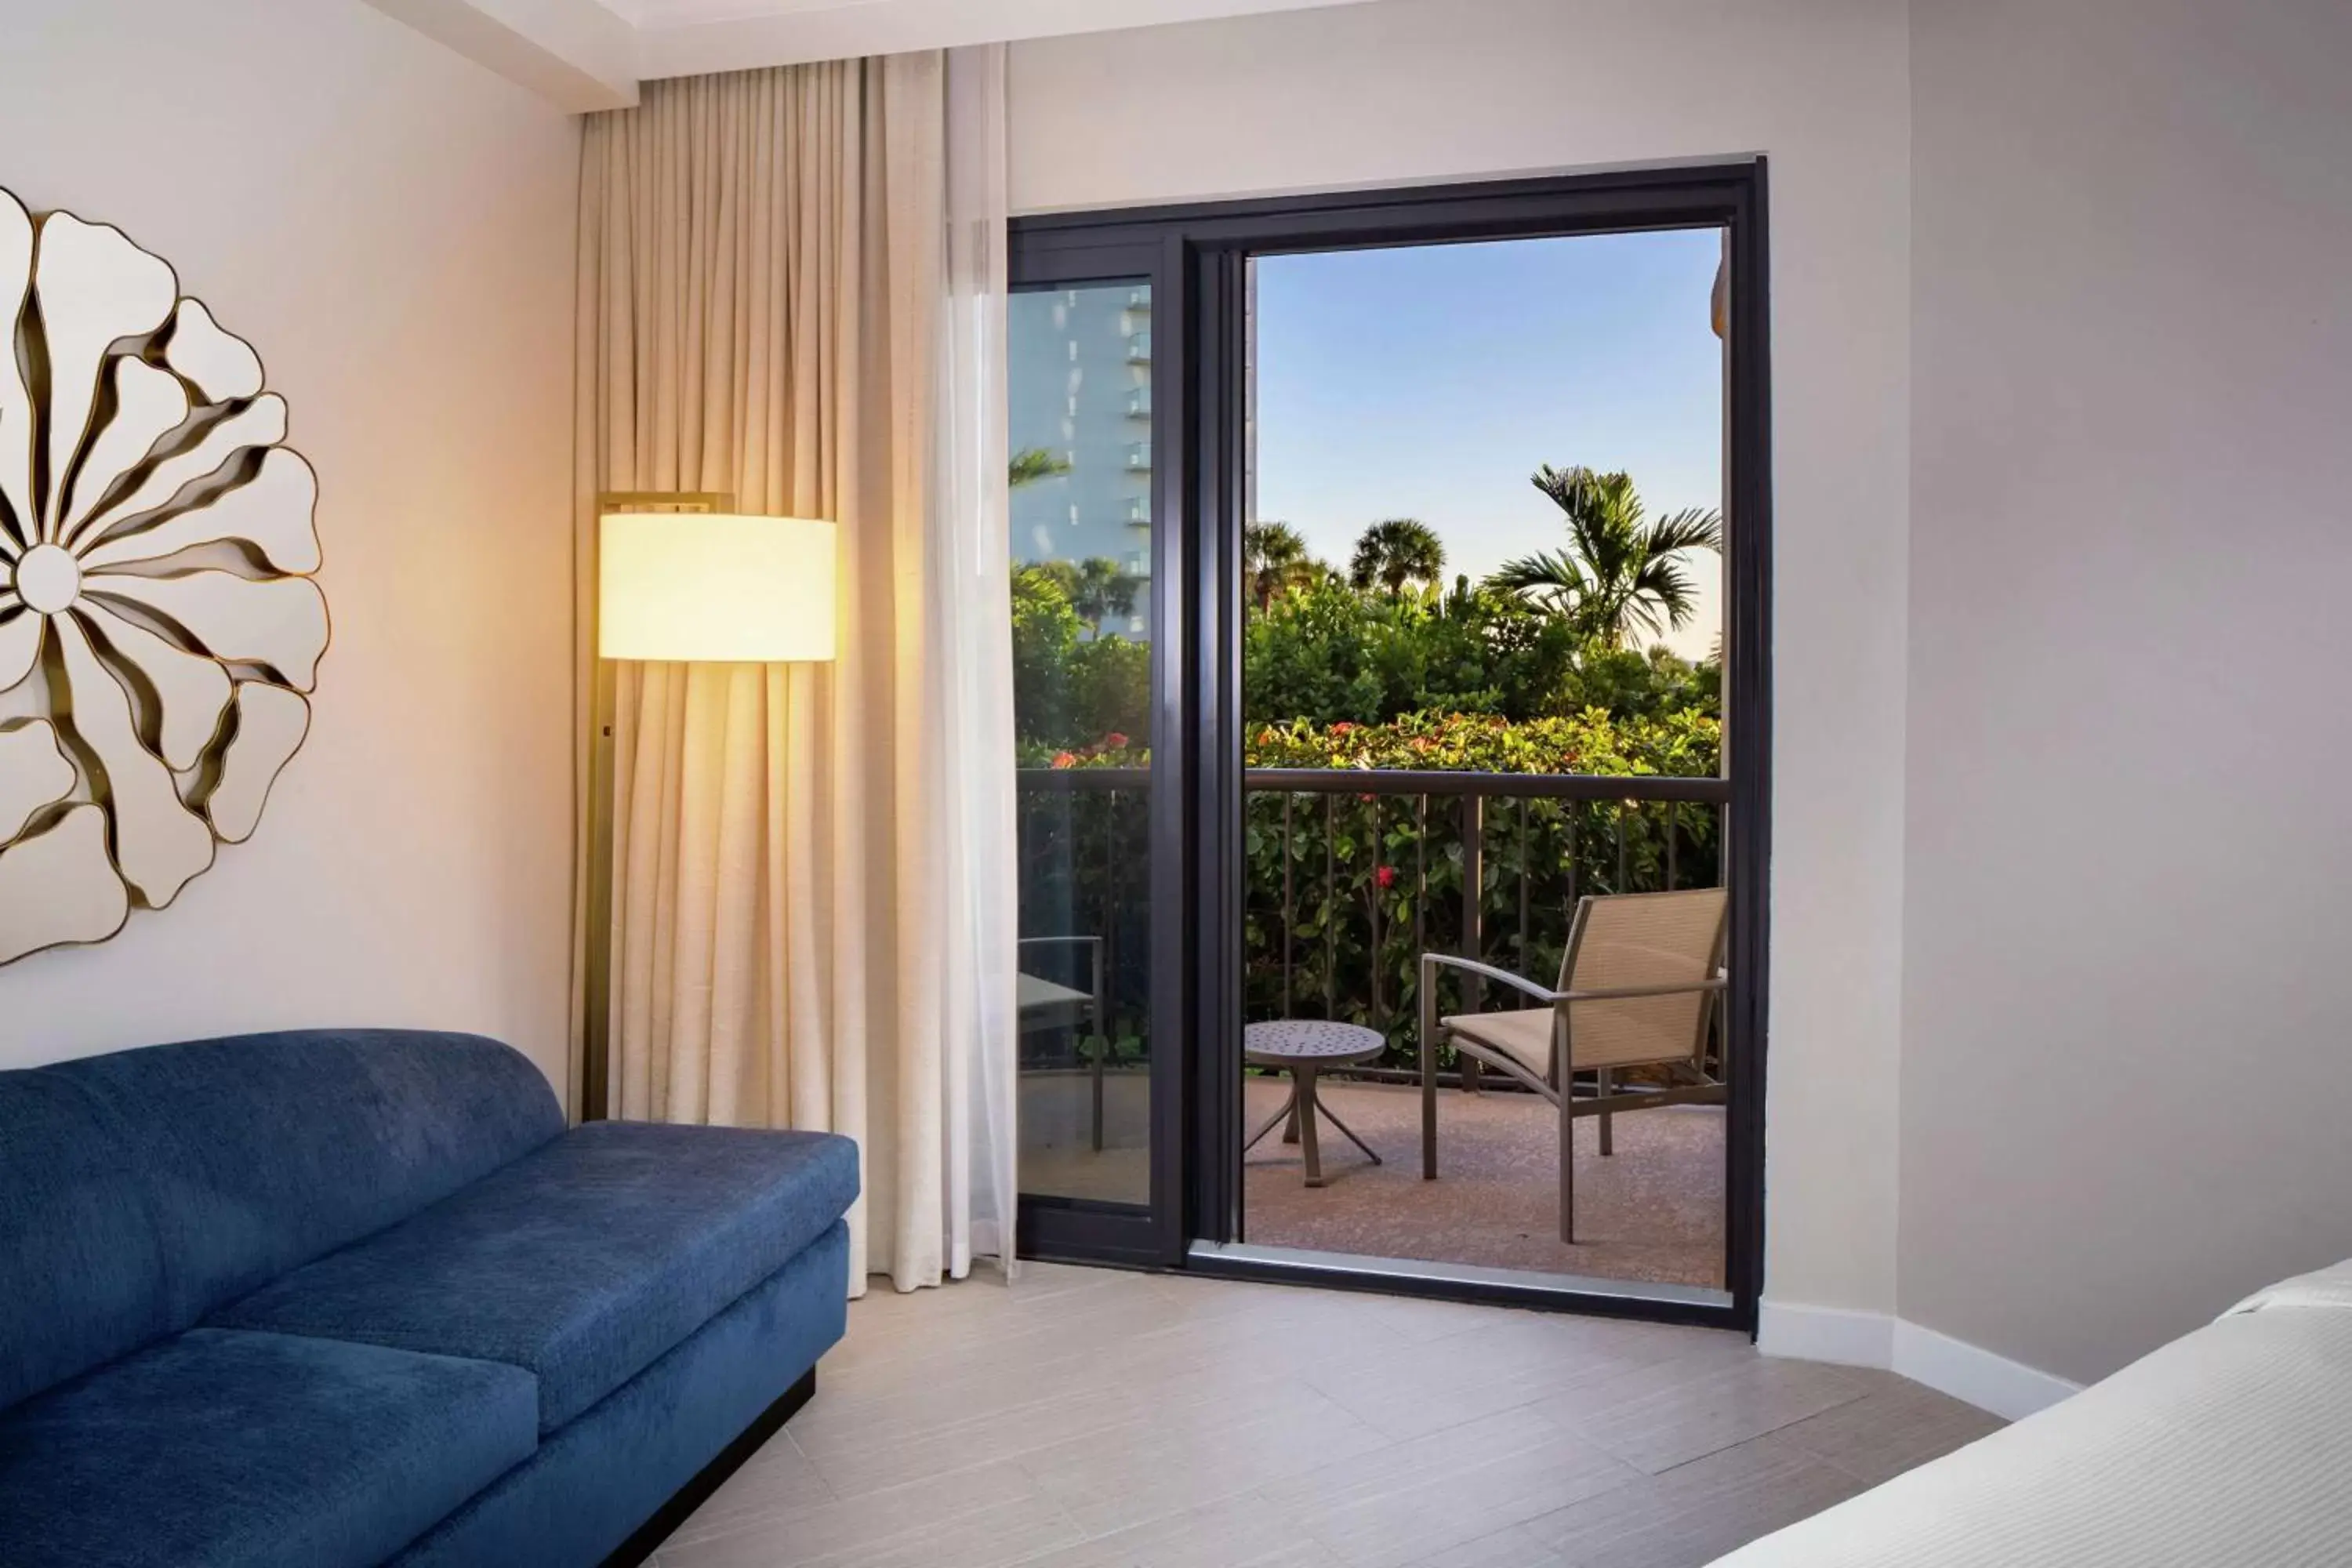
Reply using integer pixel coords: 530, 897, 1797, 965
1011, 161, 1773, 1332
1006, 238, 1195, 1269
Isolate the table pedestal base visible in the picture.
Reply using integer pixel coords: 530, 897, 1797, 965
1243, 1064, 1385, 1187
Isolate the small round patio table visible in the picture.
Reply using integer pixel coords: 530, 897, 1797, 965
1243, 1020, 1386, 1188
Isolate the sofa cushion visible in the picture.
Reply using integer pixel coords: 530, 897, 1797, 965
0, 1030, 564, 1412
391, 1222, 851, 1568
0, 1072, 173, 1413
212, 1121, 861, 1432
0, 1327, 537, 1568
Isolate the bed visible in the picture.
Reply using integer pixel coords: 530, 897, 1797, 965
1715, 1261, 2352, 1566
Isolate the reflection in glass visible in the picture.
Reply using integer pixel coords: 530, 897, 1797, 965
1009, 281, 1154, 1206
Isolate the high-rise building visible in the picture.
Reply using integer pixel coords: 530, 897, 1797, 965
1008, 283, 1154, 639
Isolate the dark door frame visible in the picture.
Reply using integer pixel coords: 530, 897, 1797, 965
1006, 238, 1195, 1269
1011, 160, 1773, 1334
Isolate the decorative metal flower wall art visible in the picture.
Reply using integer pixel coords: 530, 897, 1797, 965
0, 187, 326, 965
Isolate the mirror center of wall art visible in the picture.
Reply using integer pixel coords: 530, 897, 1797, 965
12, 545, 81, 614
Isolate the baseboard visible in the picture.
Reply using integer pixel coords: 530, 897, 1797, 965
1890, 1320, 2082, 1424
1755, 1301, 1895, 1369
1758, 1300, 2081, 1423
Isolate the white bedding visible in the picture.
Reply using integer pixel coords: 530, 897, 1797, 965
1714, 1261, 2352, 1566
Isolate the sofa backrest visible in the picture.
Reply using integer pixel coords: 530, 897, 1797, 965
0, 1029, 564, 1411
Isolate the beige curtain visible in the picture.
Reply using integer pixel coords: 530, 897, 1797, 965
572, 56, 1007, 1294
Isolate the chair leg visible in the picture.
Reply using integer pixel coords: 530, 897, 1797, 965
1598, 1068, 1613, 1157
1420, 956, 1439, 1181
1089, 956, 1108, 1152
1089, 1025, 1105, 1154
1558, 1075, 1577, 1246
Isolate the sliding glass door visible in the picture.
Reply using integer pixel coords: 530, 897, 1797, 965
1006, 241, 1188, 1266
1009, 166, 1770, 1333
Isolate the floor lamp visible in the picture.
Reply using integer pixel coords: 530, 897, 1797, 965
585, 492, 839, 1120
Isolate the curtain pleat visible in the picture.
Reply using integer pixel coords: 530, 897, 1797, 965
571, 53, 1011, 1294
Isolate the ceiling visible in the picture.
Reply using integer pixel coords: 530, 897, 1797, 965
366, 0, 1382, 112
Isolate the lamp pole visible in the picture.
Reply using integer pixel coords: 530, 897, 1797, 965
583, 492, 735, 1123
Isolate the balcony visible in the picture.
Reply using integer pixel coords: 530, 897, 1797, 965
1124, 441, 1152, 471
1127, 387, 1152, 419
1016, 763, 1731, 1288
1125, 497, 1150, 524
1125, 330, 1152, 364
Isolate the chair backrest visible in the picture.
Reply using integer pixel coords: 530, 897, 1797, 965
1556, 887, 1729, 1070
0, 1029, 563, 1413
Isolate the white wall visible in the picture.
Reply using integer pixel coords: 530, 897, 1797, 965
1011, 0, 1915, 1319
1902, 0, 2352, 1385
0, 0, 580, 1094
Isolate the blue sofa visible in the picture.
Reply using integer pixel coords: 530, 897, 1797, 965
0, 1029, 859, 1568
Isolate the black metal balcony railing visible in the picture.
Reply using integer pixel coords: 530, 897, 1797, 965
1016, 766, 1730, 1076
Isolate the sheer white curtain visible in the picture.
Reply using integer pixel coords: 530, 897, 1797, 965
572, 49, 1017, 1293
936, 44, 1018, 1271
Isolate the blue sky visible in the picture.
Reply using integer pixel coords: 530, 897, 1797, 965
1254, 228, 1726, 659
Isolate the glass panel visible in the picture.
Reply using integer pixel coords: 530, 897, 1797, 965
1009, 280, 1155, 1207
1240, 232, 1730, 1288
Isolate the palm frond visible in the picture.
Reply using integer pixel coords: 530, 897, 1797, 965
1485, 550, 1588, 615
1009, 446, 1072, 488
1644, 507, 1724, 557
1630, 555, 1700, 631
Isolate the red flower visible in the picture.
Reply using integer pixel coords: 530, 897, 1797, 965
1330, 721, 1356, 734
1375, 866, 1397, 888
1051, 751, 1078, 770
1103, 731, 1130, 750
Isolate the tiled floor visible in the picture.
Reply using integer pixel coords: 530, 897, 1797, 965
655, 1263, 2001, 1568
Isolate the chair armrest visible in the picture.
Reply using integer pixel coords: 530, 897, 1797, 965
1418, 952, 1562, 1006
1558, 978, 1728, 1003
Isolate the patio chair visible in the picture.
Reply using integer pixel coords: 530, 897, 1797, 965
1018, 935, 1109, 1151
1418, 887, 1728, 1243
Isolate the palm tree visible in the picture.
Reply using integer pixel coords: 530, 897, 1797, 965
1066, 556, 1139, 633
1348, 517, 1446, 597
1243, 521, 1319, 613
1009, 446, 1071, 488
1486, 465, 1722, 648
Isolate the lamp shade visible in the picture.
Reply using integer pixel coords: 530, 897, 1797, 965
599, 513, 837, 662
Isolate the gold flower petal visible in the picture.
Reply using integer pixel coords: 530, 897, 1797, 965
59, 358, 190, 542
204, 684, 310, 844
165, 299, 263, 403
84, 569, 328, 693
32, 213, 178, 543
0, 718, 75, 844
53, 612, 214, 907
78, 446, 319, 577
0, 189, 31, 557
76, 602, 233, 772
70, 394, 287, 550
0, 603, 40, 694
0, 805, 129, 965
